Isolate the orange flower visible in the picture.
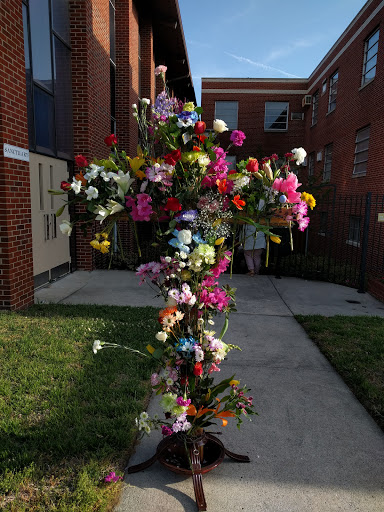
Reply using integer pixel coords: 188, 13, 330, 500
75, 172, 87, 186
158, 306, 177, 323
216, 178, 227, 195
192, 146, 201, 152
232, 195, 246, 210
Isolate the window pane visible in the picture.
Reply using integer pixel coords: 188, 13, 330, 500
264, 102, 288, 131
29, 0, 53, 91
366, 41, 378, 62
368, 29, 379, 48
364, 67, 376, 81
356, 126, 370, 141
215, 101, 238, 129
23, 3, 35, 148
355, 150, 368, 164
51, 0, 70, 43
354, 162, 367, 173
54, 37, 73, 157
34, 86, 55, 152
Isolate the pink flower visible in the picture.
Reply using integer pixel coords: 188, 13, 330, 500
105, 472, 122, 483
161, 425, 173, 436
230, 130, 246, 147
155, 65, 167, 76
208, 363, 221, 374
298, 216, 310, 232
292, 201, 308, 216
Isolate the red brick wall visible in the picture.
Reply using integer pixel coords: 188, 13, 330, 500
70, 0, 111, 270
0, 0, 34, 310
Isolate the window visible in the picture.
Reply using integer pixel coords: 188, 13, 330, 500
362, 29, 379, 85
353, 125, 370, 175
319, 212, 328, 235
22, 0, 73, 159
308, 152, 315, 176
214, 101, 238, 130
328, 71, 338, 112
321, 79, 327, 95
311, 90, 319, 125
291, 112, 304, 120
348, 216, 361, 245
323, 143, 333, 181
225, 155, 236, 171
264, 102, 289, 131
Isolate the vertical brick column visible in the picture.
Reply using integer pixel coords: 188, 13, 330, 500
70, 0, 111, 270
115, 0, 139, 156
0, 0, 34, 310
140, 16, 155, 104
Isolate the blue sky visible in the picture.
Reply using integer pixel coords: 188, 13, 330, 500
178, 0, 367, 104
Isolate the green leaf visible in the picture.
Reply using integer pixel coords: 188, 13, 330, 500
48, 189, 65, 195
55, 205, 66, 217
102, 160, 119, 171
194, 106, 203, 115
152, 348, 163, 360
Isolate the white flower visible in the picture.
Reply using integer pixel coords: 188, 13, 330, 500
179, 251, 188, 260
178, 229, 192, 245
141, 98, 151, 105
59, 220, 72, 236
84, 164, 103, 181
133, 112, 138, 118
132, 103, 137, 110
155, 331, 168, 342
85, 186, 99, 200
166, 378, 174, 386
93, 340, 103, 354
140, 180, 148, 193
213, 119, 228, 133
164, 256, 172, 263
197, 154, 210, 167
170, 273, 176, 279
139, 411, 149, 420
94, 205, 109, 223
262, 163, 273, 180
195, 347, 204, 362
292, 147, 307, 165
208, 319, 215, 325
144, 425, 151, 434
197, 318, 204, 326
179, 262, 186, 268
106, 199, 124, 215
112, 170, 135, 200
71, 179, 82, 194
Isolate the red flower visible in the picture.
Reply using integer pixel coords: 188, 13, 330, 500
228, 169, 236, 175
75, 154, 88, 167
284, 152, 294, 159
197, 134, 208, 144
60, 181, 71, 191
164, 197, 182, 212
193, 362, 203, 376
216, 178, 227, 195
232, 195, 246, 210
75, 172, 87, 186
270, 153, 279, 160
104, 134, 117, 146
246, 158, 259, 173
194, 121, 206, 135
164, 149, 181, 166
192, 146, 201, 152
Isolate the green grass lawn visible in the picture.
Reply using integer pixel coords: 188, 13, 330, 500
296, 315, 384, 431
0, 304, 159, 511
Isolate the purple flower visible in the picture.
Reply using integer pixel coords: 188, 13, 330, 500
177, 210, 198, 222
161, 425, 173, 436
230, 130, 246, 147
105, 471, 122, 483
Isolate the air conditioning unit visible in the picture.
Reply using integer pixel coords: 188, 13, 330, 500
302, 95, 312, 107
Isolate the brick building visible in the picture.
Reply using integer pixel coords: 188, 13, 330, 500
201, 0, 384, 292
0, 0, 195, 310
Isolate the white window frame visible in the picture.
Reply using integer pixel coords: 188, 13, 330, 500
353, 125, 370, 175
264, 101, 289, 132
214, 101, 238, 130
323, 143, 333, 181
328, 71, 338, 112
362, 28, 379, 85
311, 90, 319, 125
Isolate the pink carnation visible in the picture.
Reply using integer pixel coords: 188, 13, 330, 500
155, 65, 167, 76
230, 130, 246, 147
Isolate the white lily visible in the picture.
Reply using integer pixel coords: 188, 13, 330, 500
71, 179, 82, 194
85, 186, 99, 200
106, 199, 124, 215
112, 170, 135, 200
94, 204, 109, 223
59, 220, 72, 236
93, 340, 103, 354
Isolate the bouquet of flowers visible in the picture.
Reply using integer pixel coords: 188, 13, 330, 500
51, 64, 315, 440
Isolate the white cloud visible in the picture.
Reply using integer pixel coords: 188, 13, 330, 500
225, 52, 301, 78
264, 39, 316, 63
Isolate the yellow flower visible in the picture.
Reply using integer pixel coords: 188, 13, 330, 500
212, 219, 222, 227
270, 236, 281, 244
229, 380, 240, 386
215, 237, 225, 245
135, 170, 146, 180
90, 239, 101, 250
99, 244, 109, 254
101, 232, 109, 239
181, 270, 192, 281
127, 156, 146, 173
183, 102, 195, 112
301, 192, 316, 210
146, 344, 156, 355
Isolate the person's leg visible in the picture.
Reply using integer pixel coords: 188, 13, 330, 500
253, 249, 263, 274
244, 250, 255, 275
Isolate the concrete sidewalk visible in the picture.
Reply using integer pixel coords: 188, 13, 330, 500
35, 272, 384, 511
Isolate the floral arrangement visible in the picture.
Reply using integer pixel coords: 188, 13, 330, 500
51, 64, 315, 441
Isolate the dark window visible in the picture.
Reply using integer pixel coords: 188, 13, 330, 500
323, 143, 333, 181
308, 152, 315, 177
311, 90, 319, 125
328, 71, 338, 112
51, 0, 70, 43
34, 86, 55, 153
22, 0, 73, 158
362, 29, 379, 85
353, 125, 370, 175
264, 102, 289, 131
215, 101, 238, 130
348, 216, 361, 244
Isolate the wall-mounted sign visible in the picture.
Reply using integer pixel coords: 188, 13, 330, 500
378, 213, 384, 222
3, 143, 29, 162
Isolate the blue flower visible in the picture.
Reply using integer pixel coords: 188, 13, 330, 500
168, 238, 190, 253
176, 337, 197, 356
177, 111, 198, 123
192, 232, 206, 244
177, 210, 198, 223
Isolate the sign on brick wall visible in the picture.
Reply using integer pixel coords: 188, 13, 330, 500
3, 144, 30, 162
378, 213, 384, 222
